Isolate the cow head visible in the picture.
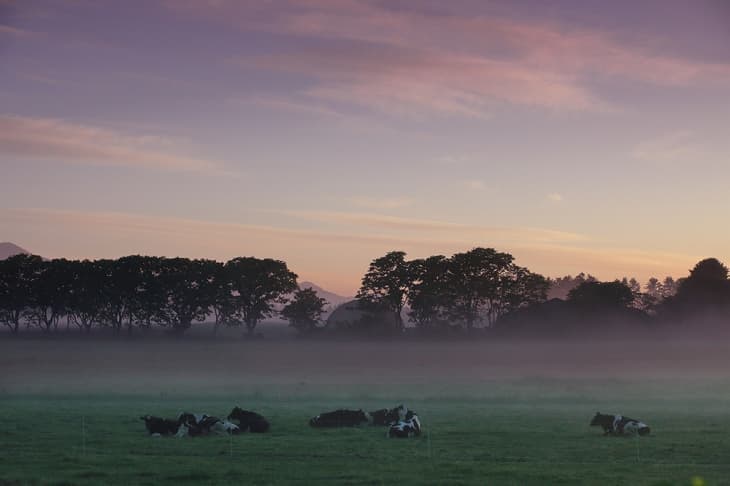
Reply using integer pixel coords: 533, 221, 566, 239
590, 412, 612, 428
227, 407, 242, 421
175, 423, 189, 438
177, 412, 192, 425
410, 415, 421, 434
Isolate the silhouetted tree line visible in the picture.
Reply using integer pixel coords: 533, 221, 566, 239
1, 250, 728, 338
354, 249, 549, 334
497, 258, 729, 336
0, 254, 320, 336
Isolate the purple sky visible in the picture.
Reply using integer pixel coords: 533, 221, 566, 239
1, 0, 729, 294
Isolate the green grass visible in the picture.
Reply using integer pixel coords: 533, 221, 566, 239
1, 381, 729, 485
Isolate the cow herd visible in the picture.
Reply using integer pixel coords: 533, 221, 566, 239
140, 407, 270, 438
308, 404, 422, 438
142, 405, 651, 440
141, 404, 421, 439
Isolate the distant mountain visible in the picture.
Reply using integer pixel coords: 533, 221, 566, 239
0, 242, 30, 260
298, 281, 352, 309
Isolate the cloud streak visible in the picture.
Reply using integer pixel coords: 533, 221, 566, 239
181, 0, 730, 116
348, 196, 414, 210
0, 115, 227, 174
631, 130, 707, 164
268, 209, 588, 244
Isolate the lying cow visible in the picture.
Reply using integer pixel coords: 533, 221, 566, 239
140, 415, 179, 436
176, 412, 239, 437
370, 404, 415, 426
590, 412, 651, 436
227, 407, 270, 433
388, 415, 421, 438
309, 409, 370, 428
176, 419, 239, 437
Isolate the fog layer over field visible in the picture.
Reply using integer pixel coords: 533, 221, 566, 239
2, 337, 730, 394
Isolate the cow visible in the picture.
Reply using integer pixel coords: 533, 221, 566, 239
177, 412, 208, 427
212, 419, 240, 435
140, 415, 179, 436
175, 414, 239, 437
590, 412, 651, 436
388, 415, 421, 438
309, 409, 370, 428
369, 404, 415, 426
227, 407, 270, 433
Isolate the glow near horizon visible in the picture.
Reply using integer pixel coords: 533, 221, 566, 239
1, 0, 729, 295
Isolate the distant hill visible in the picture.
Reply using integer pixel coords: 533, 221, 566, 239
298, 281, 352, 309
0, 242, 30, 260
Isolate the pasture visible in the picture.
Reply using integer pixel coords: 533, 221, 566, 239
1, 338, 730, 485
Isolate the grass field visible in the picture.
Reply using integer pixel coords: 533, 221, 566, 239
1, 338, 730, 485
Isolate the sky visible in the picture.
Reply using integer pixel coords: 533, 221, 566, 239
1, 0, 729, 295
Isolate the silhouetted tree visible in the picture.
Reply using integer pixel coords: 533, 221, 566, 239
26, 259, 74, 332
662, 258, 730, 320
205, 260, 236, 336
67, 259, 107, 333
99, 256, 154, 335
662, 276, 678, 298
155, 258, 213, 334
444, 247, 526, 328
496, 267, 550, 321
547, 273, 597, 300
645, 277, 662, 300
357, 251, 411, 331
282, 287, 328, 334
0, 254, 42, 333
226, 257, 298, 335
568, 280, 634, 309
407, 255, 451, 329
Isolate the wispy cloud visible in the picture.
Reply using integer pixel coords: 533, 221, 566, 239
631, 130, 706, 164
178, 0, 730, 116
269, 209, 587, 244
238, 43, 607, 117
0, 25, 36, 38
463, 179, 486, 191
230, 95, 347, 119
512, 242, 701, 281
547, 193, 563, 202
0, 114, 230, 174
348, 196, 414, 210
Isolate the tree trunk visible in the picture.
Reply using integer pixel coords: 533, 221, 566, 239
395, 304, 404, 331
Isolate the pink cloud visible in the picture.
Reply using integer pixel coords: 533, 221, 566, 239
176, 1, 730, 115
0, 115, 227, 173
0, 24, 35, 37
241, 45, 607, 116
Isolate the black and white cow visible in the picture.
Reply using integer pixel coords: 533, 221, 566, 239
309, 409, 370, 428
590, 412, 651, 436
227, 407, 270, 433
387, 415, 421, 438
369, 404, 415, 426
140, 415, 179, 436
175, 412, 239, 437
